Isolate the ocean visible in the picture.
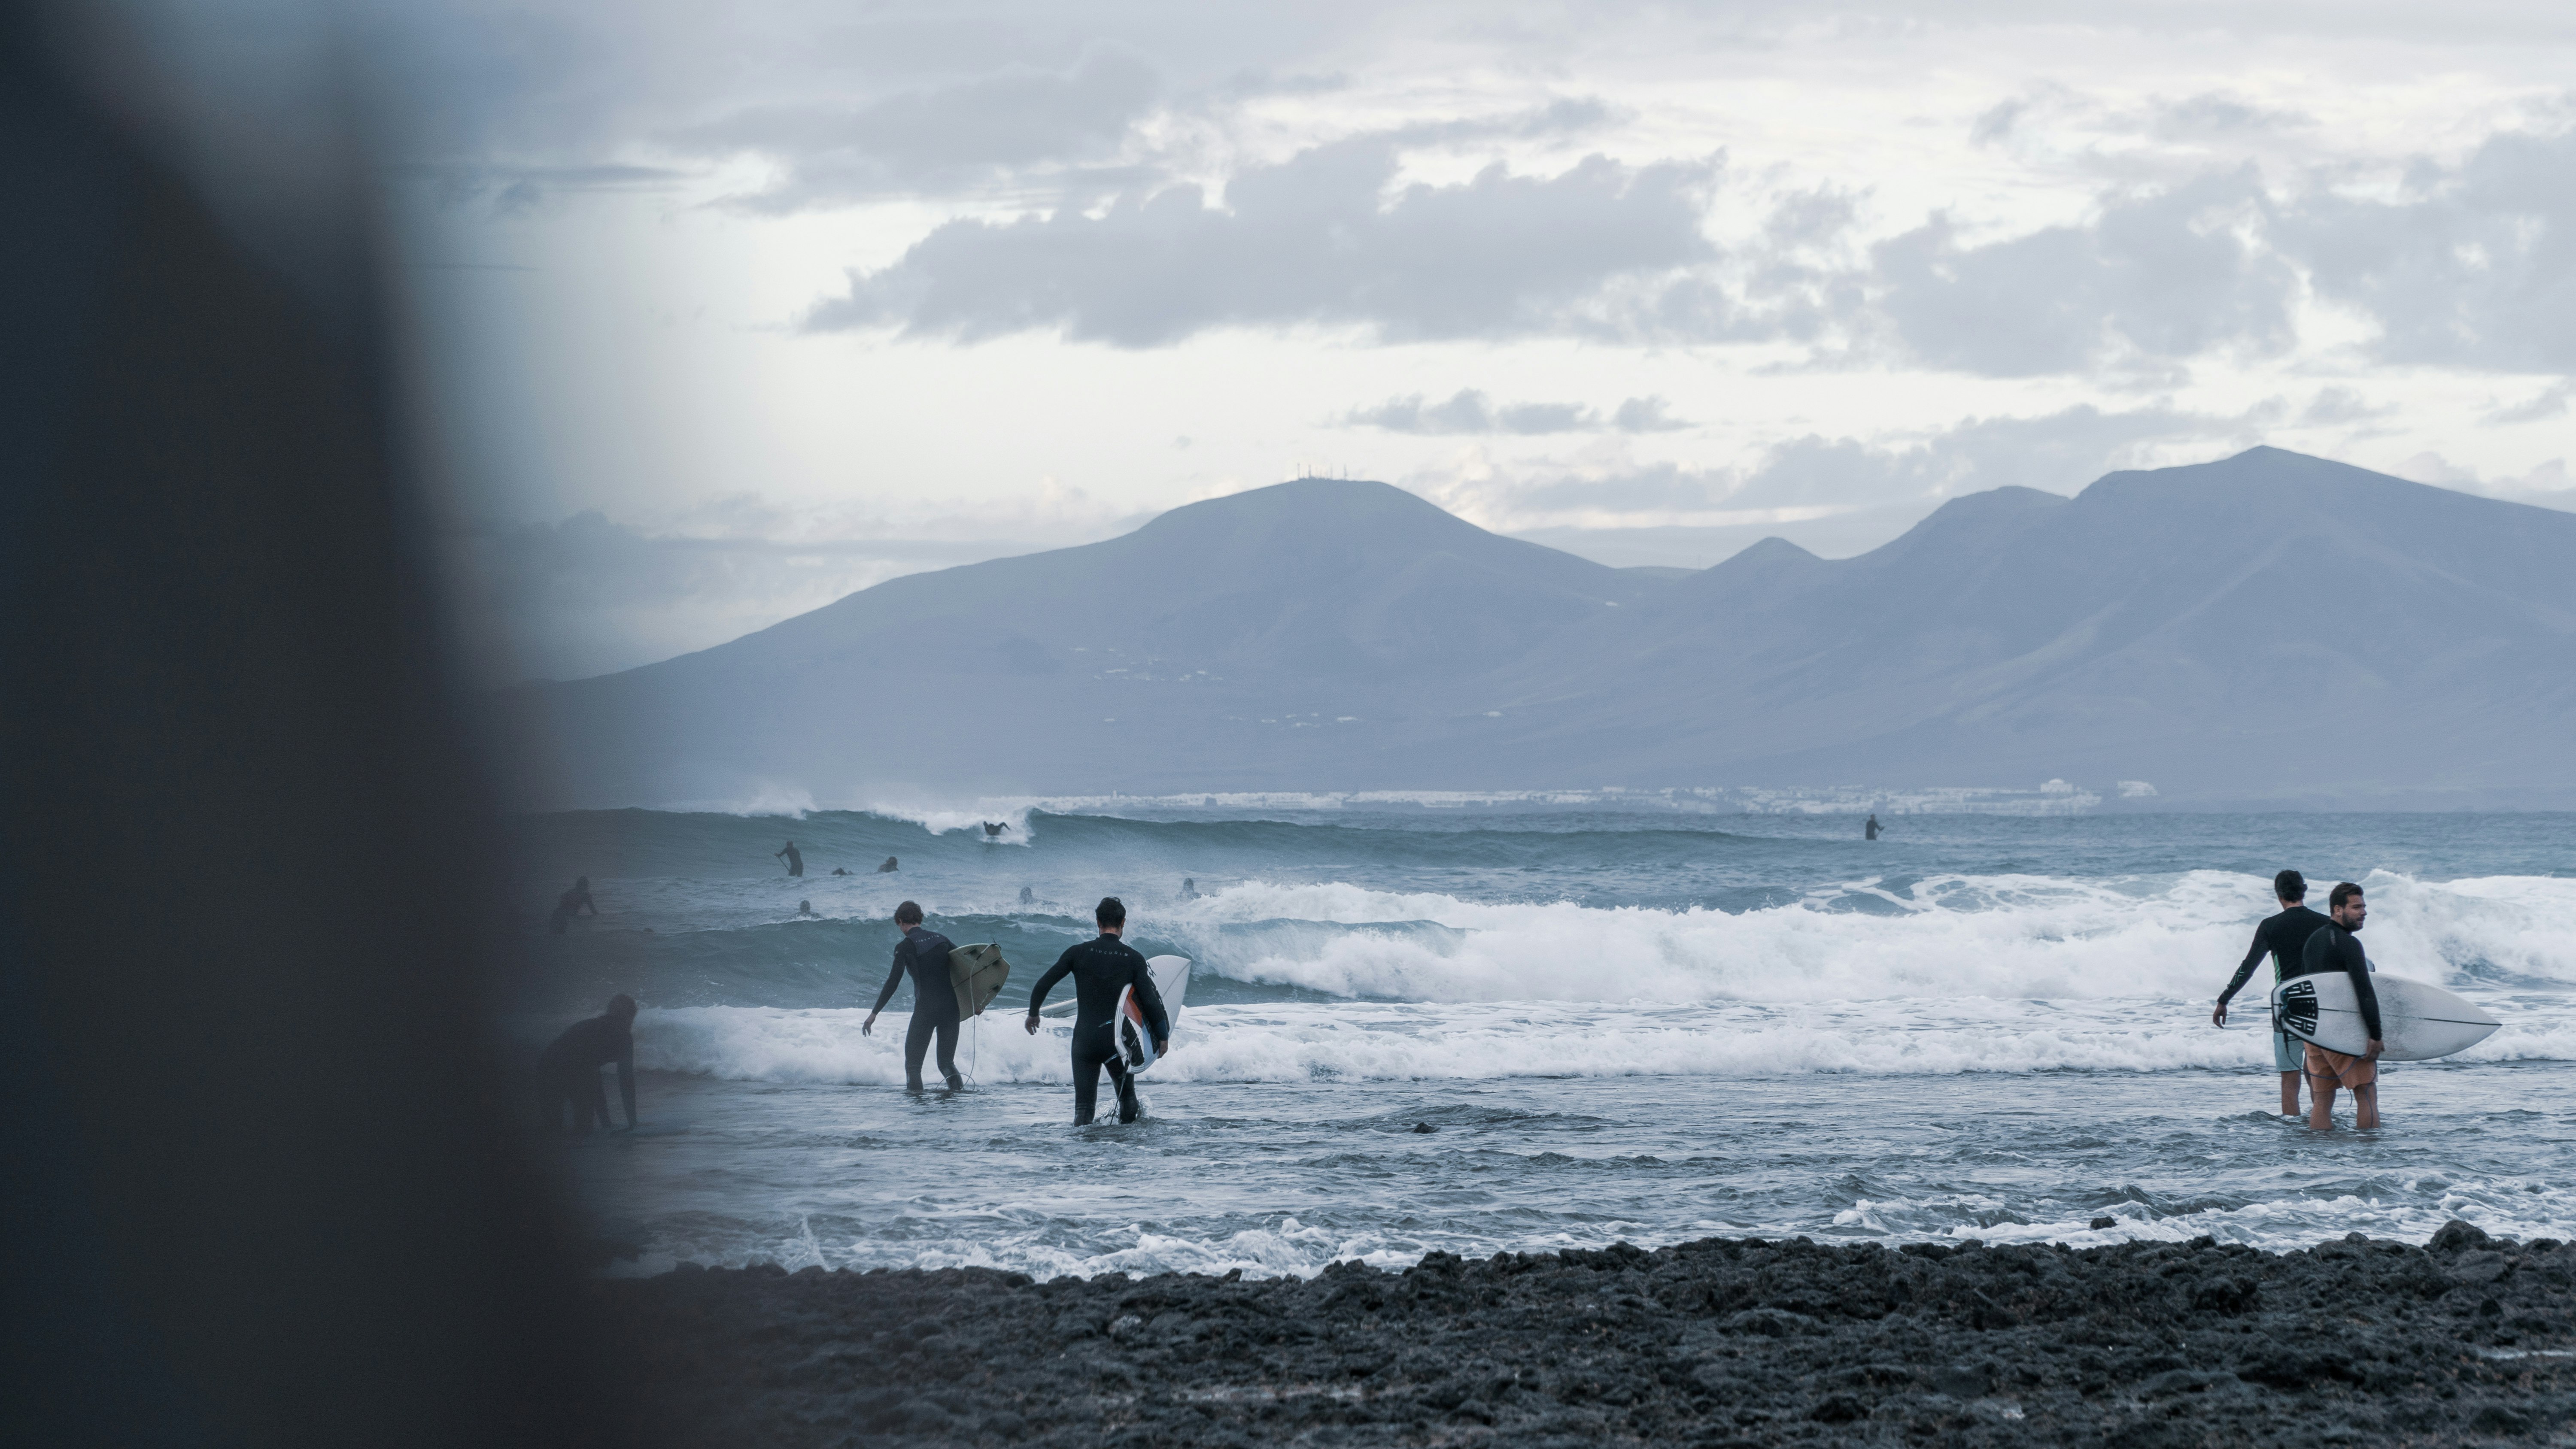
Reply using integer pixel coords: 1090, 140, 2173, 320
508, 797, 2576, 1280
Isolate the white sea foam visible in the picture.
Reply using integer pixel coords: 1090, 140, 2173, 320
629, 992, 2576, 1087
660, 782, 817, 817
1131, 868, 2576, 1006
862, 798, 1037, 843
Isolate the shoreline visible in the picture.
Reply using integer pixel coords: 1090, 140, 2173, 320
600, 1220, 2571, 1445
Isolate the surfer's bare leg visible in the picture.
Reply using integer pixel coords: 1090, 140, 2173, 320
2351, 1081, 2379, 1130
2278, 1071, 2300, 1116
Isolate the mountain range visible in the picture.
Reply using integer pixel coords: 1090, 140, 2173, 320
502, 447, 2576, 809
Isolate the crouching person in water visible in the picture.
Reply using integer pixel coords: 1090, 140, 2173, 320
1025, 896, 1168, 1124
539, 993, 637, 1135
862, 901, 961, 1092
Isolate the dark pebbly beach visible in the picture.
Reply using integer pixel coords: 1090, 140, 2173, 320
599, 1220, 2574, 1446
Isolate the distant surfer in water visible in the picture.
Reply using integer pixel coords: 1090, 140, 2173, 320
775, 840, 804, 877
2298, 883, 2384, 1130
862, 901, 961, 1092
876, 856, 898, 873
832, 866, 849, 876
1864, 814, 1882, 840
1018, 885, 1035, 906
549, 876, 597, 934
983, 821, 1008, 839
797, 900, 815, 918
2212, 869, 2332, 1117
538, 993, 637, 1135
1178, 877, 1199, 901
1024, 896, 1168, 1125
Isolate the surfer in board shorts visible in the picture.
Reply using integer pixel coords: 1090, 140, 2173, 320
1024, 896, 1169, 1125
861, 901, 962, 1092
2212, 869, 2332, 1116
2295, 882, 2383, 1130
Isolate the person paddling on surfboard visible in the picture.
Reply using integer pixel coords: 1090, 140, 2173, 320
1024, 896, 1169, 1125
2213, 869, 2332, 1117
775, 840, 803, 877
860, 901, 963, 1093
2296, 882, 2384, 1130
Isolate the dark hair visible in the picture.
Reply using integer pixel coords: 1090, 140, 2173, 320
2329, 881, 2364, 911
2273, 870, 2305, 902
894, 900, 923, 926
607, 993, 637, 1019
1096, 896, 1126, 928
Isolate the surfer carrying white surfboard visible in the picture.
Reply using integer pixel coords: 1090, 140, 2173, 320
860, 901, 963, 1093
1023, 896, 1170, 1125
2295, 883, 2384, 1130
2212, 869, 2333, 1117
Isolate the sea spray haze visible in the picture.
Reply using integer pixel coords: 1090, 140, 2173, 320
517, 800, 2576, 1279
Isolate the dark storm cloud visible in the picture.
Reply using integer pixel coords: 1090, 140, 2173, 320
1346, 389, 1689, 434
804, 138, 1720, 345
674, 50, 1163, 209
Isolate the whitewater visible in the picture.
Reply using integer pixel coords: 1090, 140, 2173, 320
510, 800, 2576, 1279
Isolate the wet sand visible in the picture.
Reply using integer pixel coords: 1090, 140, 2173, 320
601, 1220, 2573, 1446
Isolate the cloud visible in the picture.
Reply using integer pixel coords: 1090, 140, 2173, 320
1863, 168, 2295, 377
804, 137, 1721, 345
398, 161, 691, 215
2283, 124, 2576, 370
674, 50, 1163, 209
2485, 380, 2573, 425
1344, 388, 1689, 435
2300, 386, 2394, 425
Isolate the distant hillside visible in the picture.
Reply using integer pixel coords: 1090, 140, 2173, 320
504, 449, 2576, 809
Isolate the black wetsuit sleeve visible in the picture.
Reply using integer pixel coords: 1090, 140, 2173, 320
2342, 934, 2383, 1041
1130, 955, 1171, 1042
872, 941, 909, 1014
1027, 948, 1077, 1014
2218, 920, 2271, 1005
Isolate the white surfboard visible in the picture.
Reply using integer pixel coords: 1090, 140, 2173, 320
1115, 955, 1191, 1072
2272, 972, 2499, 1061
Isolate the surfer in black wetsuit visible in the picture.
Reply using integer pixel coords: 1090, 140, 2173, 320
548, 875, 597, 934
1024, 896, 1168, 1125
1864, 814, 1881, 840
861, 901, 961, 1092
983, 821, 1008, 839
2297, 882, 2383, 1131
538, 994, 637, 1135
775, 840, 803, 877
2212, 869, 2332, 1116
876, 856, 898, 873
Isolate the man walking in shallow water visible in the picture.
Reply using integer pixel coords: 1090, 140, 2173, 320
2299, 882, 2384, 1131
1024, 896, 1168, 1125
2212, 869, 2332, 1117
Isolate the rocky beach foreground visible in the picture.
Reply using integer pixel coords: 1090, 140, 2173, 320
600, 1222, 2573, 1446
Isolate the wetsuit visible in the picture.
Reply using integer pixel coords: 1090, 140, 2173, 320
873, 925, 960, 1090
538, 1012, 633, 1133
2296, 922, 2383, 1041
776, 843, 803, 877
2218, 904, 2331, 1070
548, 881, 596, 934
1027, 935, 1170, 1124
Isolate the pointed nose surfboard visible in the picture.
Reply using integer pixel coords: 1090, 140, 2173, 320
1115, 955, 1192, 1072
2271, 973, 2500, 1061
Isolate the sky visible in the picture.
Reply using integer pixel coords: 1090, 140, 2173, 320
251, 0, 2576, 678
